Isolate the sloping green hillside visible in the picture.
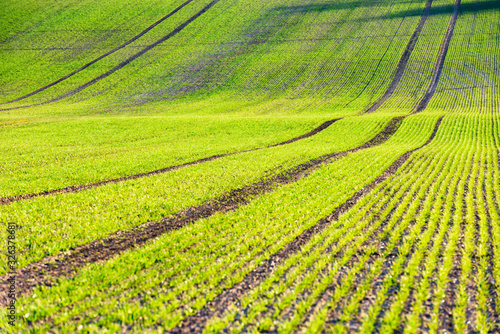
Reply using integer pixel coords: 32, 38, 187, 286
0, 0, 499, 332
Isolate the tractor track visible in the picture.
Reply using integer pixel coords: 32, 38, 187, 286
0, 119, 339, 205
363, 0, 460, 115
1, 0, 195, 105
169, 117, 443, 333
0, 25, 35, 45
344, 0, 414, 107
0, 0, 220, 112
363, 0, 434, 114
413, 0, 462, 113
0, 116, 405, 304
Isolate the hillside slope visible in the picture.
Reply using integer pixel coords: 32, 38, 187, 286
1, 0, 499, 332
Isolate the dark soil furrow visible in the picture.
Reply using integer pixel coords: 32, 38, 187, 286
0, 0, 220, 111
0, 159, 317, 306
300, 153, 434, 330
0, 117, 400, 305
261, 191, 404, 330
0, 25, 35, 45
168, 117, 443, 333
413, 0, 461, 113
270, 119, 338, 147
237, 153, 425, 330
344, 0, 413, 107
363, 0, 433, 114
0, 119, 339, 205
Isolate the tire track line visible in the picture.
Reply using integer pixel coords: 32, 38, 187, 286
344, 0, 414, 107
0, 0, 220, 111
287, 151, 439, 332
1, 0, 195, 105
320, 147, 454, 333
0, 119, 339, 205
0, 117, 403, 304
413, 0, 461, 113
363, 0, 434, 114
169, 116, 444, 333
0, 25, 35, 45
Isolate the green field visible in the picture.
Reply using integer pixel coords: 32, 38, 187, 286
0, 0, 499, 332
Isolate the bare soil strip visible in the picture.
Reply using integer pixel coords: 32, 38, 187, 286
169, 117, 443, 333
413, 0, 461, 113
270, 119, 338, 147
0, 119, 339, 205
363, 0, 434, 114
1, 0, 194, 105
0, 117, 402, 304
0, 0, 221, 112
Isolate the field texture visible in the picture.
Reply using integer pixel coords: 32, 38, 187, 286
1, 0, 499, 332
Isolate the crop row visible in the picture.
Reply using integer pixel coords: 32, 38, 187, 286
0, 0, 208, 104
426, 0, 500, 113
0, 116, 329, 197
0, 114, 440, 332
0, 0, 457, 200
3, 0, 488, 118
104, 0, 436, 115
1, 0, 444, 118
76, 0, 418, 109
1, 0, 434, 198
0, 115, 391, 275
205, 113, 500, 333
371, 0, 458, 114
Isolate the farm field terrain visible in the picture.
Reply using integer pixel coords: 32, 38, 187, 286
0, 0, 499, 332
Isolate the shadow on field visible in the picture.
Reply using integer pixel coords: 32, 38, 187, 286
273, 0, 500, 20
272, 1, 415, 13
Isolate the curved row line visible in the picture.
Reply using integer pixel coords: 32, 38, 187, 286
0, 0, 460, 308
0, 0, 220, 111
171, 116, 445, 333
0, 0, 448, 204
0, 115, 405, 303
344, 0, 415, 107
171, 3, 463, 327
0, 119, 339, 205
1, 0, 195, 105
413, 0, 461, 113
363, 0, 434, 113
